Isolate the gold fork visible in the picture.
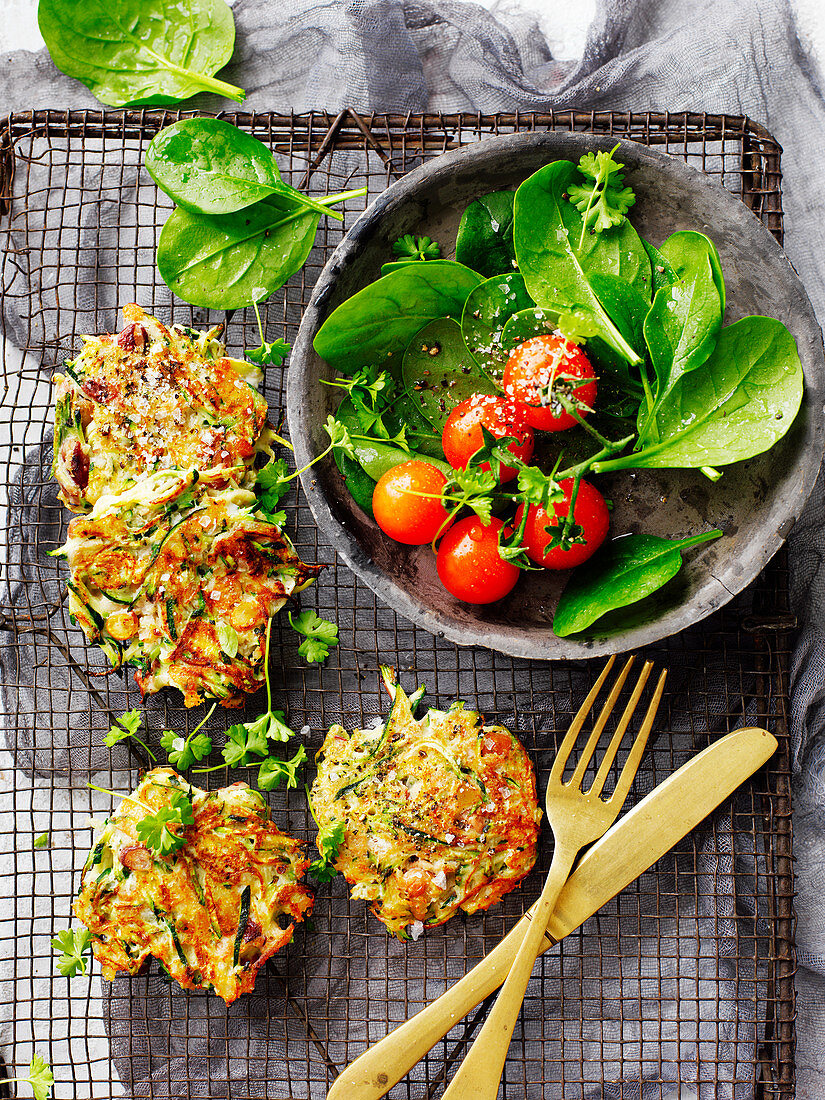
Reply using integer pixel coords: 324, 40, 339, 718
440, 654, 666, 1100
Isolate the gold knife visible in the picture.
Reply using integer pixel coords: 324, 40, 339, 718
326, 725, 777, 1100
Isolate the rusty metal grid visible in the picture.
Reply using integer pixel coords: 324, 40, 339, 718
0, 109, 795, 1098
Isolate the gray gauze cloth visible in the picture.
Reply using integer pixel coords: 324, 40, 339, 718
0, 0, 823, 1096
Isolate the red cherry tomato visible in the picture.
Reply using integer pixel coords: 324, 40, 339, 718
503, 334, 597, 432
514, 478, 609, 569
441, 394, 534, 482
372, 461, 452, 545
436, 516, 520, 604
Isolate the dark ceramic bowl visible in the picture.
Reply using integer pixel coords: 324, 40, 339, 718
287, 132, 825, 659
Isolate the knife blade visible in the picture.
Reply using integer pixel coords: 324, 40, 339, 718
326, 725, 777, 1100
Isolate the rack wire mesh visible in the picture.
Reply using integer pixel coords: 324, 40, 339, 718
0, 109, 795, 1098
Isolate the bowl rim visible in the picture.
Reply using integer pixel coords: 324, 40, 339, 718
288, 130, 825, 660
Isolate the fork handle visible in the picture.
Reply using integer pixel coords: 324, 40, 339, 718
326, 904, 550, 1100
441, 842, 578, 1100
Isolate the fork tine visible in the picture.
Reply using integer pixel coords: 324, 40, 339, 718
606, 668, 668, 807
568, 655, 635, 789
588, 660, 654, 797
549, 655, 616, 783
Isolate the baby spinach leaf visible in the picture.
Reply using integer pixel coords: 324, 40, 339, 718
500, 306, 559, 351
642, 239, 677, 294
402, 318, 500, 432
553, 530, 722, 637
460, 273, 534, 374
335, 451, 376, 515
146, 118, 340, 219
513, 160, 648, 366
663, 230, 726, 313
156, 193, 320, 311
639, 231, 724, 439
454, 190, 516, 279
314, 262, 483, 375
588, 273, 649, 361
594, 316, 804, 472
38, 0, 244, 107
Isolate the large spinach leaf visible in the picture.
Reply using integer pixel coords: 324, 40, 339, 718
454, 191, 516, 279
513, 161, 649, 366
594, 316, 804, 472
639, 231, 724, 439
402, 318, 499, 431
553, 530, 722, 637
38, 0, 244, 106
156, 194, 320, 310
146, 118, 340, 219
461, 273, 534, 374
314, 262, 483, 374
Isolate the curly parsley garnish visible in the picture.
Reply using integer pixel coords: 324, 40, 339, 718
567, 144, 636, 246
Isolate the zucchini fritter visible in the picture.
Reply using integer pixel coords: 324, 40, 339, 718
53, 304, 270, 512
56, 470, 319, 706
74, 768, 313, 1004
311, 670, 541, 939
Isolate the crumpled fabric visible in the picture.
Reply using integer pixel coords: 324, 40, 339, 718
0, 0, 823, 1095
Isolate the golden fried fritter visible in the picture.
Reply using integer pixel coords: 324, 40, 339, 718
56, 471, 319, 706
74, 768, 313, 1004
311, 670, 541, 939
53, 304, 270, 512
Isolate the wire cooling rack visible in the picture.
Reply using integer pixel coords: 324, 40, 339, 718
0, 110, 795, 1099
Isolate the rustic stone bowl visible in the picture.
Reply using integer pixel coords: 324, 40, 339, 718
287, 132, 825, 659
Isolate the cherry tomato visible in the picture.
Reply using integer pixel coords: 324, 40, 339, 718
503, 334, 597, 431
372, 461, 452, 545
436, 516, 520, 604
442, 394, 534, 482
514, 477, 609, 569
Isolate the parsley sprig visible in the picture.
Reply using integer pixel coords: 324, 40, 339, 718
306, 786, 345, 882
135, 788, 194, 856
194, 619, 308, 791
160, 703, 217, 771
103, 709, 157, 762
289, 610, 339, 664
52, 926, 92, 977
567, 144, 636, 247
4, 1053, 54, 1100
247, 301, 291, 366
255, 417, 354, 525
87, 781, 195, 858
392, 234, 441, 261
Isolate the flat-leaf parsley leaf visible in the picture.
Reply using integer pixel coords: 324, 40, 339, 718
52, 926, 92, 977
289, 610, 339, 664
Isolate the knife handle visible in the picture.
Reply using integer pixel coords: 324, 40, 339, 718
326, 909, 541, 1100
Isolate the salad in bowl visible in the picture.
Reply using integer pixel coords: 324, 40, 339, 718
288, 132, 824, 658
